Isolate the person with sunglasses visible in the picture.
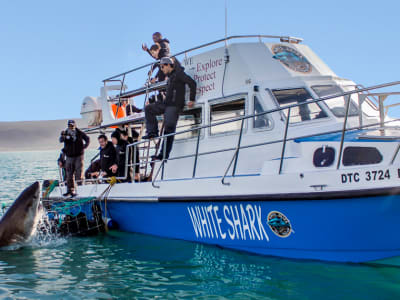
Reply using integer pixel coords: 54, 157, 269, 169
143, 57, 196, 161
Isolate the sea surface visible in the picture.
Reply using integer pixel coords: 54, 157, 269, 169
0, 150, 400, 299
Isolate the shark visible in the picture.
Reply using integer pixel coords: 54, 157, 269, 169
0, 182, 41, 247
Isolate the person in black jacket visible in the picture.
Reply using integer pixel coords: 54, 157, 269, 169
142, 32, 170, 59
111, 130, 130, 182
143, 57, 197, 160
97, 134, 117, 178
59, 120, 90, 196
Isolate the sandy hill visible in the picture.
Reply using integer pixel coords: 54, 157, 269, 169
0, 119, 95, 152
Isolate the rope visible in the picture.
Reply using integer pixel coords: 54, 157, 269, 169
52, 177, 117, 229
42, 180, 59, 199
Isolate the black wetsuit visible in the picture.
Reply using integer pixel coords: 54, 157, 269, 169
99, 141, 117, 177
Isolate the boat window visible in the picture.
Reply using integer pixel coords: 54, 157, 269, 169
311, 85, 359, 117
342, 146, 382, 166
175, 107, 202, 140
253, 95, 271, 129
210, 98, 245, 135
271, 88, 327, 123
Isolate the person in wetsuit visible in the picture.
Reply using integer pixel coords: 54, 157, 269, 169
97, 134, 117, 178
111, 130, 130, 181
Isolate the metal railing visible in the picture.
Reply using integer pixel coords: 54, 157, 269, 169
57, 81, 400, 190
120, 81, 400, 188
103, 34, 303, 83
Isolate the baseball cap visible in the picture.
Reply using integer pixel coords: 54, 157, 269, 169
160, 57, 174, 65
68, 120, 76, 126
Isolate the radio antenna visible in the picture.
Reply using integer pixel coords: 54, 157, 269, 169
224, 0, 228, 48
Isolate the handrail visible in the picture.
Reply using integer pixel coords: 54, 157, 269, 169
125, 81, 400, 187
103, 34, 303, 82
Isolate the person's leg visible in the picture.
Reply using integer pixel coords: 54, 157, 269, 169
75, 155, 84, 187
65, 157, 74, 194
160, 106, 179, 159
145, 103, 165, 135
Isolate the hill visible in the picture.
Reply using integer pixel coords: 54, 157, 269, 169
0, 119, 95, 152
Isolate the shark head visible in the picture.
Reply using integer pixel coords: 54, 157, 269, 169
0, 182, 41, 247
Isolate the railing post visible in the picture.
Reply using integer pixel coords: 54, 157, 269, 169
192, 129, 201, 178
115, 74, 126, 117
232, 118, 245, 176
379, 95, 387, 128
161, 136, 167, 180
358, 94, 366, 128
279, 107, 291, 175
337, 95, 352, 169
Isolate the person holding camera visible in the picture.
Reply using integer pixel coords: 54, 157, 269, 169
59, 120, 90, 197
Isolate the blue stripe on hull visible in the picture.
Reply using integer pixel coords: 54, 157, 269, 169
104, 194, 400, 263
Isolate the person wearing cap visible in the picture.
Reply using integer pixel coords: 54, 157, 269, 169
59, 120, 90, 197
143, 57, 197, 160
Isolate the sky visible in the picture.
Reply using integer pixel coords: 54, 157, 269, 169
0, 0, 399, 121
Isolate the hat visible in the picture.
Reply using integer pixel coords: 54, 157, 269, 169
160, 57, 174, 65
68, 120, 76, 125
111, 130, 121, 140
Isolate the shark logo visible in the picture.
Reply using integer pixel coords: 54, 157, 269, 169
272, 45, 312, 73
267, 211, 293, 238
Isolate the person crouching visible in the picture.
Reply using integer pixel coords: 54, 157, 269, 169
97, 134, 117, 178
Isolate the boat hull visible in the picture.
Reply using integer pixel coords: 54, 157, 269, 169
103, 193, 400, 263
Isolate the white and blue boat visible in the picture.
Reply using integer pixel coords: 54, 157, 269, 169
48, 35, 400, 263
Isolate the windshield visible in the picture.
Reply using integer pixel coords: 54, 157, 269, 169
312, 85, 359, 117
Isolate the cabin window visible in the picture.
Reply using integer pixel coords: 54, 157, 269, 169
342, 146, 382, 166
312, 85, 359, 117
175, 107, 202, 140
271, 88, 327, 123
210, 98, 245, 135
253, 95, 271, 129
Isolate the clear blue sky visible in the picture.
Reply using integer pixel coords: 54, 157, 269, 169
0, 0, 398, 121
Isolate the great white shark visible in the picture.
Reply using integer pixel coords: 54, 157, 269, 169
0, 182, 41, 247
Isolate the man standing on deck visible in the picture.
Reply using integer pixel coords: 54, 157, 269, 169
59, 120, 90, 197
143, 57, 197, 160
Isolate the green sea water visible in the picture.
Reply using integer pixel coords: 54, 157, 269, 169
0, 150, 400, 299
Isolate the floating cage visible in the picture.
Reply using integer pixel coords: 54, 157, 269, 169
41, 197, 105, 237
41, 180, 105, 237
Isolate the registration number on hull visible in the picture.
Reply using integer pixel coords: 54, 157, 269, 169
341, 169, 391, 183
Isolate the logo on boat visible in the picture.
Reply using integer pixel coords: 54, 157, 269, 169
267, 211, 292, 238
272, 45, 312, 73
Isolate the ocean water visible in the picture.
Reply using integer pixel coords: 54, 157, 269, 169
0, 150, 400, 299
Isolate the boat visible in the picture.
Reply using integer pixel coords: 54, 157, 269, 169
46, 34, 400, 263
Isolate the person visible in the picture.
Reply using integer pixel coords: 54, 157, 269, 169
57, 148, 67, 181
111, 130, 130, 181
143, 57, 197, 160
142, 32, 170, 59
120, 129, 140, 181
84, 159, 101, 179
59, 120, 90, 197
97, 134, 117, 178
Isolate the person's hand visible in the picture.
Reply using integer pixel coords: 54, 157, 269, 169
142, 43, 148, 51
150, 78, 156, 84
110, 164, 118, 173
58, 161, 63, 168
100, 171, 107, 177
188, 101, 195, 109
91, 172, 99, 178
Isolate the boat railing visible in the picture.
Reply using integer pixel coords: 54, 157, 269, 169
102, 34, 303, 83
123, 80, 400, 188
56, 80, 400, 190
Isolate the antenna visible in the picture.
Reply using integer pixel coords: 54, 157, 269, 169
224, 0, 230, 63
224, 0, 228, 48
